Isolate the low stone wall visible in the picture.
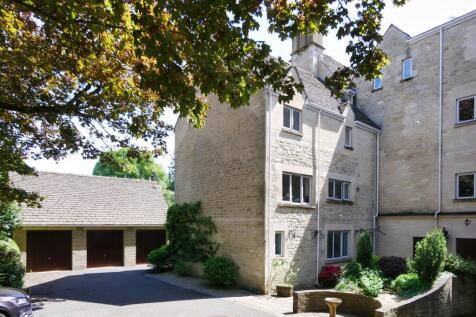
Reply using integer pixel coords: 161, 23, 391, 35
452, 275, 476, 317
293, 290, 382, 317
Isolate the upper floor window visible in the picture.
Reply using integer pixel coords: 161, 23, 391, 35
328, 179, 351, 201
456, 173, 475, 199
283, 106, 301, 132
327, 231, 349, 260
373, 77, 383, 90
457, 96, 475, 123
402, 58, 413, 80
282, 173, 311, 204
345, 126, 352, 148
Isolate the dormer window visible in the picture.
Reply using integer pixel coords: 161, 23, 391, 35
283, 106, 301, 132
402, 58, 413, 80
373, 77, 383, 90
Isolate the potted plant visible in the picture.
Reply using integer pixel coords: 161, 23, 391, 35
276, 261, 299, 297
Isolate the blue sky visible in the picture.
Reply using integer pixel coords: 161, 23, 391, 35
28, 0, 476, 175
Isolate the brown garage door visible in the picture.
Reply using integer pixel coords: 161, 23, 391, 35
457, 238, 476, 260
27, 231, 72, 272
87, 230, 124, 268
136, 230, 167, 264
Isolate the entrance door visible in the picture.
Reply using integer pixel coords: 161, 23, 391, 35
136, 230, 166, 264
27, 231, 72, 272
87, 230, 124, 268
456, 238, 476, 260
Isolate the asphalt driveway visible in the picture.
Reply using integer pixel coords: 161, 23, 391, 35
25, 266, 275, 317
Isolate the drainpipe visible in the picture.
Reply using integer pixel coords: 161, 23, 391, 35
373, 131, 381, 253
315, 110, 321, 285
435, 26, 444, 227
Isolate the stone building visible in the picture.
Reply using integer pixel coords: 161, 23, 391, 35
176, 9, 476, 294
356, 10, 476, 259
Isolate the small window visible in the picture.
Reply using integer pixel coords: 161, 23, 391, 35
275, 232, 284, 256
456, 173, 475, 199
328, 179, 351, 201
282, 173, 311, 204
373, 77, 383, 90
283, 106, 302, 132
344, 126, 352, 148
327, 231, 349, 260
457, 96, 475, 123
402, 58, 413, 80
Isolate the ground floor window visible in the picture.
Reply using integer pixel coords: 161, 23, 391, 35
456, 238, 476, 260
275, 231, 284, 256
327, 231, 349, 260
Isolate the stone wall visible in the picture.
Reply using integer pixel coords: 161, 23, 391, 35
452, 275, 476, 317
72, 229, 87, 270
175, 92, 267, 292
123, 229, 136, 267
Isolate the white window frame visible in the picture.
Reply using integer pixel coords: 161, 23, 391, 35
373, 77, 383, 90
274, 231, 285, 256
328, 179, 351, 201
402, 57, 413, 80
456, 95, 476, 124
327, 231, 350, 260
283, 105, 302, 132
282, 173, 311, 204
456, 172, 476, 199
344, 126, 352, 148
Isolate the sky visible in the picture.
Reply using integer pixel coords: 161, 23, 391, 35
28, 0, 476, 176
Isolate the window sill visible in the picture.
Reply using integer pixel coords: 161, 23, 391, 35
281, 128, 303, 137
325, 257, 352, 264
454, 197, 476, 202
371, 87, 383, 93
400, 76, 415, 82
278, 202, 315, 209
344, 145, 354, 151
454, 119, 476, 128
326, 199, 354, 205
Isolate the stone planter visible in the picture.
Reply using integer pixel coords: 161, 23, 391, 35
276, 285, 293, 297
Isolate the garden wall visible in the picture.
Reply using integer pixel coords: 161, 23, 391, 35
451, 275, 476, 317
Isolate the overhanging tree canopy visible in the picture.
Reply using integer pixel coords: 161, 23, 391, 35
0, 0, 406, 206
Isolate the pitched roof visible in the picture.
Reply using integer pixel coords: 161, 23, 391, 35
351, 104, 380, 130
11, 172, 168, 227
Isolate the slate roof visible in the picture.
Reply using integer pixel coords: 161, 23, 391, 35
11, 172, 168, 227
352, 104, 380, 130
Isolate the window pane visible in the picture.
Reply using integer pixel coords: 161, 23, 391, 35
345, 127, 352, 146
333, 232, 341, 258
343, 183, 349, 200
458, 98, 475, 122
458, 174, 475, 198
335, 181, 342, 200
283, 107, 291, 128
327, 232, 333, 258
373, 77, 382, 89
403, 58, 412, 79
275, 232, 282, 255
292, 175, 301, 203
342, 232, 349, 257
282, 174, 290, 201
328, 180, 334, 198
303, 177, 310, 203
292, 110, 301, 131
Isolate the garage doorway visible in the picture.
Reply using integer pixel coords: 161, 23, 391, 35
87, 230, 124, 268
136, 230, 166, 264
27, 231, 72, 272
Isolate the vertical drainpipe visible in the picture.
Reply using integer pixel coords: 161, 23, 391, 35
435, 26, 444, 227
315, 110, 321, 285
265, 88, 272, 293
373, 131, 381, 253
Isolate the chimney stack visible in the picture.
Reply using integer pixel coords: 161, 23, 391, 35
291, 33, 324, 78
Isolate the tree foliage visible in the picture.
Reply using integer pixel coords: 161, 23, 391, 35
356, 230, 373, 268
0, 202, 21, 239
412, 229, 447, 283
1, 0, 407, 205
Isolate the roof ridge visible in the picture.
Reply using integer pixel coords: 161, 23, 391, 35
35, 171, 159, 184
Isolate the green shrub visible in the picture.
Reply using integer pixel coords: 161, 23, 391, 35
147, 245, 172, 270
358, 268, 383, 297
203, 256, 239, 287
444, 254, 476, 277
335, 277, 360, 293
413, 229, 447, 283
356, 230, 373, 267
391, 273, 429, 298
378, 256, 407, 279
0, 239, 25, 288
343, 261, 362, 279
174, 260, 190, 276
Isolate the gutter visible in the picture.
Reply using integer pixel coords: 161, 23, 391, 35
435, 26, 443, 226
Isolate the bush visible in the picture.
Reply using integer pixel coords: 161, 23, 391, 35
444, 254, 476, 277
356, 230, 373, 267
147, 245, 172, 270
203, 256, 239, 287
174, 260, 190, 276
358, 268, 383, 297
378, 256, 407, 279
343, 261, 362, 279
413, 229, 447, 283
0, 239, 25, 288
391, 273, 429, 298
335, 277, 360, 293
318, 265, 342, 288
